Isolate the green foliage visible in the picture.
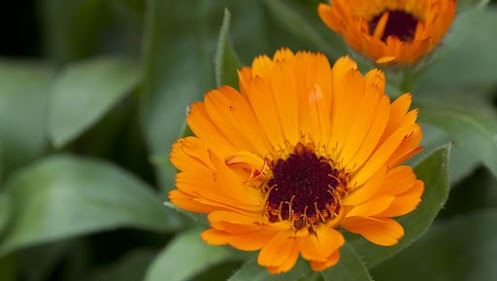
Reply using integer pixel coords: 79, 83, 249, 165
0, 155, 184, 256
0, 61, 53, 176
48, 57, 141, 147
372, 209, 497, 281
144, 228, 240, 281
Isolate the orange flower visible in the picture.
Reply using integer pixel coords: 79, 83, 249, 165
169, 49, 424, 273
318, 0, 456, 65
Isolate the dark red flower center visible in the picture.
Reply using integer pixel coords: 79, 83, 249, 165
265, 144, 342, 230
369, 10, 419, 42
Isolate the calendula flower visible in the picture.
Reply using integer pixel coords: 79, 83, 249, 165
318, 0, 456, 65
169, 49, 424, 273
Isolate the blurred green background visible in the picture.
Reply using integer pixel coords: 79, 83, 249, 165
1, 0, 497, 280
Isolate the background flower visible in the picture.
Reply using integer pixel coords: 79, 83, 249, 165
318, 0, 456, 65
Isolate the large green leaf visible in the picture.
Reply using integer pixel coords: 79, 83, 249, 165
144, 228, 238, 281
415, 95, 497, 179
0, 61, 53, 177
349, 144, 451, 267
320, 244, 373, 281
48, 57, 141, 147
372, 209, 497, 281
0, 155, 184, 256
228, 257, 310, 281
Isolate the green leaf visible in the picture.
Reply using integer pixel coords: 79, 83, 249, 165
144, 228, 238, 281
228, 257, 310, 281
48, 57, 141, 147
0, 61, 53, 176
320, 244, 373, 281
85, 248, 156, 281
416, 95, 497, 179
262, 0, 346, 59
214, 9, 240, 88
372, 209, 497, 281
349, 144, 451, 267
0, 155, 184, 256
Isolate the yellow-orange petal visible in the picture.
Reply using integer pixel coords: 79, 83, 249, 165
344, 166, 386, 205
258, 230, 299, 272
310, 250, 340, 271
342, 216, 404, 246
346, 195, 396, 217
168, 190, 217, 214
377, 180, 424, 217
298, 226, 344, 262
207, 211, 263, 233
201, 228, 230, 246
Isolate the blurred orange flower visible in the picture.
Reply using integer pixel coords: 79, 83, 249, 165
169, 49, 424, 273
319, 0, 456, 65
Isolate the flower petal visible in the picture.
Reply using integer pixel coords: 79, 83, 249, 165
377, 180, 424, 217
310, 250, 340, 271
258, 230, 299, 272
299, 226, 344, 262
342, 216, 404, 246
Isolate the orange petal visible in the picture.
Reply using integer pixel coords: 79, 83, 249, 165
299, 226, 344, 262
345, 195, 396, 217
377, 180, 424, 217
201, 228, 229, 246
310, 250, 340, 271
168, 189, 217, 214
353, 124, 419, 186
258, 230, 298, 271
187, 103, 236, 156
246, 77, 286, 149
342, 216, 404, 246
380, 165, 417, 195
343, 166, 386, 206
227, 229, 277, 251
208, 211, 263, 234
266, 246, 300, 274
170, 137, 215, 172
